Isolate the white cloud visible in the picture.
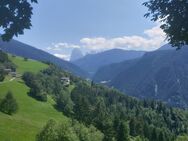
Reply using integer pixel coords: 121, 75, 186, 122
80, 25, 166, 51
47, 24, 166, 59
144, 25, 165, 38
47, 42, 80, 51
54, 53, 70, 61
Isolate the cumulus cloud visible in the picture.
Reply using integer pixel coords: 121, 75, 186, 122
48, 24, 166, 60
47, 42, 80, 51
54, 53, 70, 61
80, 25, 166, 51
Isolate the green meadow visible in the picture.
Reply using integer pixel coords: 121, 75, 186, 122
0, 56, 67, 141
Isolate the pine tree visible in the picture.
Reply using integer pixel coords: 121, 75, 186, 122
117, 121, 129, 141
158, 131, 165, 141
151, 128, 158, 141
129, 118, 137, 136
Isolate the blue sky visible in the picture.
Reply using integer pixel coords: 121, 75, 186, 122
16, 0, 166, 60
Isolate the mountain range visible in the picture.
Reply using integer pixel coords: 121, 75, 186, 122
73, 49, 145, 76
2, 38, 188, 108
93, 45, 188, 108
0, 39, 88, 78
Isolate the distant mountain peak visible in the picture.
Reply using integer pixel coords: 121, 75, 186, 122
70, 48, 83, 62
0, 39, 88, 78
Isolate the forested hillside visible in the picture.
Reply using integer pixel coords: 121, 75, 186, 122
94, 46, 188, 108
1, 51, 188, 141
0, 52, 103, 141
73, 49, 145, 76
22, 59, 188, 141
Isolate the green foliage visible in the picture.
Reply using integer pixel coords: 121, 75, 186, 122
143, 0, 188, 48
133, 136, 149, 141
0, 50, 9, 63
24, 57, 28, 61
56, 89, 74, 116
176, 135, 188, 141
0, 91, 18, 115
9, 55, 48, 74
36, 120, 58, 141
0, 0, 37, 41
28, 65, 188, 141
0, 55, 66, 141
16, 62, 188, 141
37, 119, 104, 141
23, 72, 47, 102
117, 121, 129, 141
0, 51, 16, 82
0, 67, 5, 81
70, 83, 187, 141
23, 65, 73, 103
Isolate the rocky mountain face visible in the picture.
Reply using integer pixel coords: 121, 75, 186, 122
0, 39, 88, 78
70, 48, 83, 62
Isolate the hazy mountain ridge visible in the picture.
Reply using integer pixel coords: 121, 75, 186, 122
93, 45, 188, 108
93, 58, 139, 82
73, 49, 145, 76
0, 39, 88, 78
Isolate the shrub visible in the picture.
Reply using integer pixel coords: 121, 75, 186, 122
0, 91, 18, 115
23, 72, 47, 102
0, 67, 5, 82
24, 57, 28, 61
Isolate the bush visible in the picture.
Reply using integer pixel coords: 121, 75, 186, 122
0, 67, 5, 82
36, 119, 104, 141
36, 120, 58, 141
0, 91, 18, 115
56, 89, 74, 116
0, 50, 8, 63
24, 57, 28, 61
23, 72, 47, 102
29, 84, 47, 102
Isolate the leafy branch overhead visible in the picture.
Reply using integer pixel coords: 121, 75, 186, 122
0, 0, 37, 41
143, 0, 188, 48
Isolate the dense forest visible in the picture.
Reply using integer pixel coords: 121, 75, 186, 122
22, 64, 188, 141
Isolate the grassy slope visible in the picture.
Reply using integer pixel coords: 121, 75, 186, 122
9, 55, 48, 74
0, 56, 67, 141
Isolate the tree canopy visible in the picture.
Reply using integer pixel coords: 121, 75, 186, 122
23, 65, 188, 141
0, 91, 18, 115
143, 0, 188, 48
0, 0, 37, 41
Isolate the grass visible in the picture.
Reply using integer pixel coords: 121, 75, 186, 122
0, 56, 68, 141
9, 55, 48, 74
